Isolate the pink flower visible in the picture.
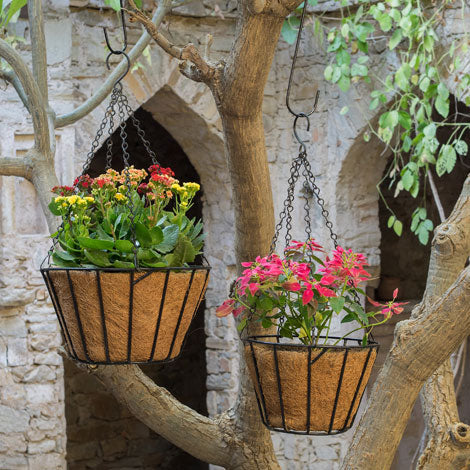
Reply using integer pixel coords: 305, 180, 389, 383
216, 299, 235, 318
315, 285, 336, 298
302, 288, 314, 305
248, 283, 260, 296
233, 306, 246, 317
282, 281, 301, 292
367, 289, 408, 318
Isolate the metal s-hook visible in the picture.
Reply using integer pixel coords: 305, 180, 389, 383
293, 113, 310, 154
103, 0, 130, 85
285, 1, 320, 119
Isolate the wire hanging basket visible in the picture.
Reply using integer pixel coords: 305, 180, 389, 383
244, 335, 378, 435
40, 3, 210, 365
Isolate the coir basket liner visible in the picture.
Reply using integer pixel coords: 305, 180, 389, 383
41, 267, 210, 364
244, 335, 378, 435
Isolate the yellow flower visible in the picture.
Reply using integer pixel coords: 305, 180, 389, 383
183, 182, 200, 191
84, 197, 94, 203
61, 202, 68, 208
114, 193, 127, 202
180, 201, 188, 208
171, 183, 183, 191
54, 196, 65, 203
67, 195, 79, 205
77, 198, 87, 207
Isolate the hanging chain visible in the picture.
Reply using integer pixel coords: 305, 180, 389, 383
270, 0, 340, 254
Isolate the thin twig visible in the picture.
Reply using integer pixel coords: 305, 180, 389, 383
428, 170, 446, 222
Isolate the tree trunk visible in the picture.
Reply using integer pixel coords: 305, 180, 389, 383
342, 176, 470, 469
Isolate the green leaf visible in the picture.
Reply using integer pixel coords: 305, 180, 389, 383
156, 224, 180, 253
351, 63, 368, 77
418, 227, 429, 245
281, 19, 299, 44
84, 250, 112, 267
423, 219, 433, 231
330, 296, 346, 314
336, 49, 351, 66
419, 77, 430, 92
150, 226, 164, 245
48, 200, 62, 216
341, 313, 356, 323
2, 0, 27, 27
393, 219, 403, 236
437, 82, 449, 99
113, 260, 135, 269
340, 106, 349, 115
338, 75, 350, 92
166, 235, 196, 266
437, 145, 457, 175
401, 170, 414, 191
52, 252, 79, 268
77, 237, 115, 251
104, 0, 122, 11
135, 222, 153, 248
259, 297, 274, 312
97, 225, 114, 242
423, 123, 436, 138
398, 111, 411, 130
114, 239, 135, 253
389, 29, 403, 49
324, 65, 334, 81
53, 250, 77, 262
454, 140, 468, 156
387, 215, 395, 228
435, 95, 449, 118
378, 13, 392, 32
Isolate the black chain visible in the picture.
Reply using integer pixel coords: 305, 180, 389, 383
270, 0, 339, 254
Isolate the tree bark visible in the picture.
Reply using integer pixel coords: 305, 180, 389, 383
342, 176, 470, 470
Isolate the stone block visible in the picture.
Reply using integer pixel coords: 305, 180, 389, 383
25, 384, 56, 404
27, 439, 57, 454
0, 315, 27, 337
7, 337, 28, 366
0, 455, 28, 470
100, 436, 127, 458
0, 404, 29, 433
33, 351, 62, 366
27, 452, 65, 469
23, 365, 56, 383
315, 444, 339, 460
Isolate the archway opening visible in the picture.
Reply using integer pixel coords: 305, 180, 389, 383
64, 108, 208, 470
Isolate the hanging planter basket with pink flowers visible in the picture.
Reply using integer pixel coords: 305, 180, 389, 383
41, 12, 210, 365
216, 1, 406, 433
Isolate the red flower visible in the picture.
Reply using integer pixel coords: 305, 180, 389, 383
216, 299, 235, 318
148, 164, 175, 177
367, 289, 408, 318
51, 185, 75, 196
73, 174, 93, 191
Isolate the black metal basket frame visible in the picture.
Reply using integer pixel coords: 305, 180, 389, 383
41, 265, 210, 365
244, 334, 379, 436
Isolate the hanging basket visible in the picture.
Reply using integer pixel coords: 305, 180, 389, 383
244, 335, 378, 435
41, 266, 209, 364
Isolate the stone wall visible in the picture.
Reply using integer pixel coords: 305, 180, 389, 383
0, 0, 468, 469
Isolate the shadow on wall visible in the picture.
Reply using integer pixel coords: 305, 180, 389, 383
64, 109, 208, 470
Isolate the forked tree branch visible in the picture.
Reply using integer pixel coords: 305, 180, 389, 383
126, 0, 217, 84
54, 1, 171, 128
0, 39, 50, 157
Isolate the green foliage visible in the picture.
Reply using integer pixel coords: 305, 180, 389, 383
0, 0, 26, 29
49, 168, 204, 268
282, 0, 469, 245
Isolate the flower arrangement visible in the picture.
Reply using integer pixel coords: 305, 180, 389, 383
217, 239, 405, 346
48, 164, 204, 268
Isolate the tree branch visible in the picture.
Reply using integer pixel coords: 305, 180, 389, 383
28, 0, 49, 103
342, 175, 470, 469
126, 0, 216, 84
0, 156, 32, 179
0, 68, 30, 111
0, 39, 51, 157
92, 365, 230, 466
54, 2, 170, 128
